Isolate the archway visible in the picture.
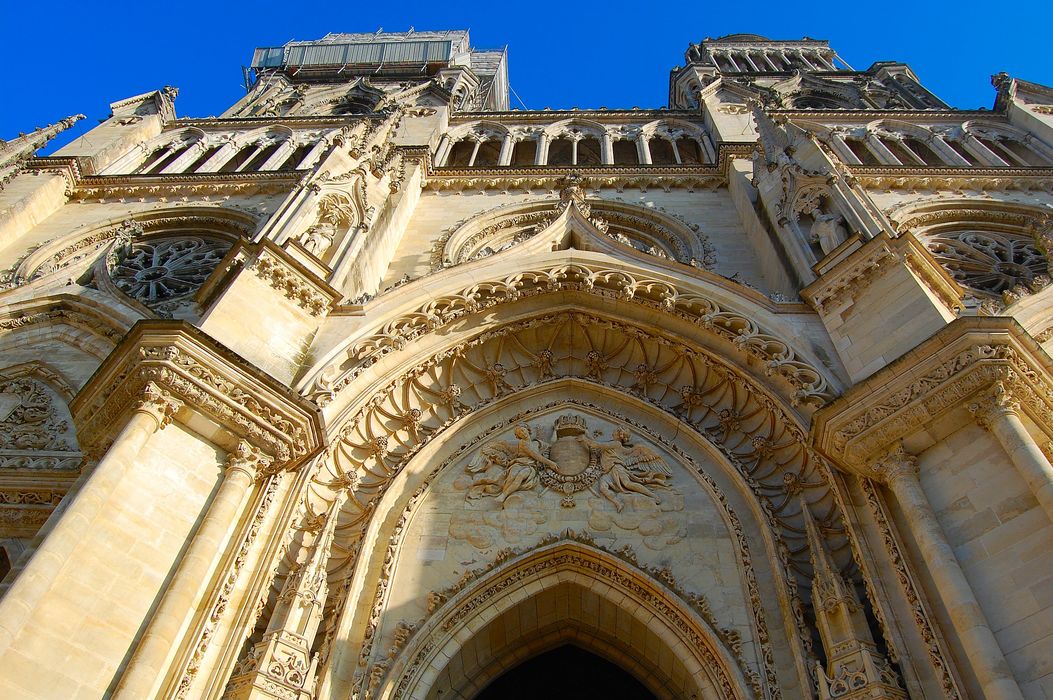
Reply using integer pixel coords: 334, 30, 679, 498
380, 541, 756, 700
474, 645, 656, 700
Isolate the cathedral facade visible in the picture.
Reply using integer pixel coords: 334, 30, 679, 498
0, 30, 1052, 700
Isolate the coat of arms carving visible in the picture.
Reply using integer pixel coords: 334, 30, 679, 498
464, 415, 672, 509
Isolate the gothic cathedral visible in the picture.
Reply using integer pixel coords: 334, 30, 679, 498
1, 30, 1052, 700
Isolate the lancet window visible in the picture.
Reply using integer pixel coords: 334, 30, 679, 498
107, 127, 323, 176
438, 120, 711, 167
826, 122, 1053, 168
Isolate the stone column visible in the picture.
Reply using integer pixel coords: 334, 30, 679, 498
969, 380, 1053, 523
0, 382, 182, 655
497, 133, 513, 166
113, 440, 274, 700
872, 446, 1024, 700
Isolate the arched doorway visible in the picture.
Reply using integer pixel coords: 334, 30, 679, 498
474, 645, 657, 700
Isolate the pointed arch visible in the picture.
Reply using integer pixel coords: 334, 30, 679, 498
380, 540, 757, 700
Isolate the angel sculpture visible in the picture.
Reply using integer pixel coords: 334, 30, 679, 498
465, 424, 557, 504
577, 429, 672, 512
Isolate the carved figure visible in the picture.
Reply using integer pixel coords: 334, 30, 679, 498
463, 416, 673, 510
300, 223, 336, 257
465, 424, 557, 503
811, 212, 848, 255
578, 429, 672, 511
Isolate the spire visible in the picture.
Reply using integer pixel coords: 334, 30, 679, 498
0, 114, 84, 189
226, 492, 347, 700
801, 499, 906, 700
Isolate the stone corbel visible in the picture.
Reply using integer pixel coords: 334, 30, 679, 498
812, 318, 1053, 468
71, 320, 326, 470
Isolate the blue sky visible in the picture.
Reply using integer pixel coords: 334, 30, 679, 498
4, 0, 1052, 153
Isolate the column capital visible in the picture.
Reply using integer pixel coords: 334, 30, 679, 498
226, 440, 275, 481
968, 379, 1022, 429
867, 443, 918, 486
132, 381, 183, 431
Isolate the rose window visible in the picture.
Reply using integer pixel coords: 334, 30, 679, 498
922, 229, 1048, 295
110, 236, 230, 309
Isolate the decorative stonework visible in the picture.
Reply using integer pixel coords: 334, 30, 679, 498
312, 262, 833, 407
0, 365, 81, 472
919, 229, 1049, 297
461, 414, 676, 511
813, 321, 1053, 465
71, 323, 324, 465
246, 247, 338, 317
110, 236, 231, 315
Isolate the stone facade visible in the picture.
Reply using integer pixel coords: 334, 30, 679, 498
0, 29, 1051, 699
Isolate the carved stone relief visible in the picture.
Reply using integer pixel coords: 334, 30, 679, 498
0, 369, 80, 471
451, 413, 685, 548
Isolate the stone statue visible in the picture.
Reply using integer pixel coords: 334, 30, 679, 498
299, 223, 336, 257
811, 212, 848, 255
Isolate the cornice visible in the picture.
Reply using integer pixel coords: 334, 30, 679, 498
811, 318, 1053, 466
71, 170, 304, 200
845, 164, 1053, 191
450, 109, 703, 122
70, 320, 326, 465
774, 109, 997, 121
175, 115, 386, 128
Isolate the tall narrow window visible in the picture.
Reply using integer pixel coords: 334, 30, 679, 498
946, 139, 981, 165
185, 146, 223, 173
845, 138, 881, 165
878, 137, 921, 166
446, 140, 475, 166
649, 138, 676, 165
145, 145, 191, 174
510, 140, 537, 166
244, 143, 282, 171
577, 138, 602, 165
133, 147, 170, 174
278, 144, 314, 170
547, 139, 573, 165
473, 139, 502, 166
675, 138, 703, 164
613, 140, 639, 165
218, 145, 259, 173
998, 139, 1050, 166
902, 137, 944, 166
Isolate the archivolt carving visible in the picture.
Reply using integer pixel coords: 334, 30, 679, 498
336, 398, 790, 700
304, 313, 854, 693
308, 263, 834, 407
382, 538, 759, 700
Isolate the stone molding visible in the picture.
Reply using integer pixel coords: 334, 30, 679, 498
309, 259, 834, 408
24, 155, 303, 200
384, 538, 757, 700
812, 318, 1053, 466
227, 239, 341, 317
801, 232, 963, 314
70, 320, 325, 465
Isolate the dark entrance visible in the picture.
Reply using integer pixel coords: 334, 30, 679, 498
473, 644, 659, 699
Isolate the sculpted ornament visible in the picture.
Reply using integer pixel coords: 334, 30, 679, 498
0, 373, 81, 471
464, 415, 673, 510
